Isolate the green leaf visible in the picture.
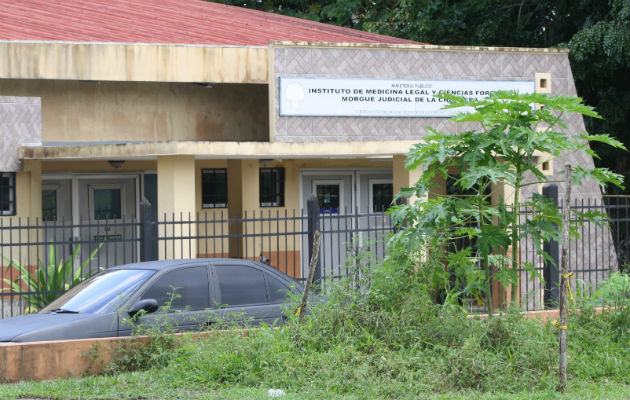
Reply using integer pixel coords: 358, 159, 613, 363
478, 225, 511, 256
572, 165, 625, 189
0, 243, 102, 312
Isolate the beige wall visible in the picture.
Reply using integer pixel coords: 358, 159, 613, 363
193, 157, 392, 267
42, 160, 156, 173
0, 42, 268, 84
18, 160, 42, 220
0, 80, 269, 143
157, 156, 197, 259
0, 161, 41, 219
158, 156, 196, 217
392, 155, 424, 203
0, 162, 41, 286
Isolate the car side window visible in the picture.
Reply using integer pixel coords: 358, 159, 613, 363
141, 266, 210, 311
214, 264, 268, 306
266, 274, 290, 304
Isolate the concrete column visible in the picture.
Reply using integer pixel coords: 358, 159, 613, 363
240, 159, 259, 211
392, 154, 423, 203
15, 160, 42, 272
226, 159, 259, 258
20, 160, 42, 220
157, 155, 197, 259
227, 159, 243, 215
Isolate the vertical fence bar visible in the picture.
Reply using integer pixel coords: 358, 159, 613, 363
140, 198, 154, 262
5, 197, 630, 319
542, 185, 560, 308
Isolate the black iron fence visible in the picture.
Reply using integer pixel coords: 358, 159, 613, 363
1, 195, 629, 318
518, 196, 627, 311
0, 196, 392, 318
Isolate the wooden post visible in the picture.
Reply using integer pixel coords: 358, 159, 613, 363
296, 230, 322, 323
558, 163, 572, 392
307, 195, 322, 288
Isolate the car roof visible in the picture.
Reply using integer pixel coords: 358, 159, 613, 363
107, 258, 304, 290
108, 258, 256, 272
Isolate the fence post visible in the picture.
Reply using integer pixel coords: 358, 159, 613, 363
307, 195, 321, 289
140, 197, 156, 262
542, 184, 560, 307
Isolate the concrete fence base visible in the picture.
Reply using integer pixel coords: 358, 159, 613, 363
0, 328, 253, 383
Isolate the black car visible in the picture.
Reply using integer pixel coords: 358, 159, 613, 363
0, 258, 302, 342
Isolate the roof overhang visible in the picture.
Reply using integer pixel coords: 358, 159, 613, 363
0, 40, 568, 84
18, 140, 417, 160
0, 41, 269, 83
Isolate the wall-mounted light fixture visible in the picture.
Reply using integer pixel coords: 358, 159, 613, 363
259, 159, 273, 166
108, 160, 125, 168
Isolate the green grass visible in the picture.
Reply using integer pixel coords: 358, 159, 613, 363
1, 374, 628, 399
1, 309, 627, 400
1, 267, 628, 400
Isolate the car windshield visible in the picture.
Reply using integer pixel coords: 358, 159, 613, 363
40, 269, 155, 314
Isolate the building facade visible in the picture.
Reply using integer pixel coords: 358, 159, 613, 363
0, 0, 612, 312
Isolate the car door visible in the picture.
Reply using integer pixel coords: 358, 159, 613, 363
118, 265, 213, 335
210, 262, 292, 326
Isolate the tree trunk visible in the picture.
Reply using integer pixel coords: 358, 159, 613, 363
510, 182, 521, 305
558, 163, 573, 392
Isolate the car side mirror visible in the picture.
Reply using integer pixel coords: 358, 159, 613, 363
128, 298, 159, 318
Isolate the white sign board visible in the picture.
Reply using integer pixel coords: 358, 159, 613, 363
279, 77, 535, 117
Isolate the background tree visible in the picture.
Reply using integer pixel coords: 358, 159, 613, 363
568, 0, 630, 192
212, 0, 629, 192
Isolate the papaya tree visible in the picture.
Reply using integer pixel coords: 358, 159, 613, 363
389, 91, 624, 314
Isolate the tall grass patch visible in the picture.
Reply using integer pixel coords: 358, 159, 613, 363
100, 252, 629, 397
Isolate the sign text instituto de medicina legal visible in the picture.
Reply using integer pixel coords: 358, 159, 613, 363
279, 77, 535, 118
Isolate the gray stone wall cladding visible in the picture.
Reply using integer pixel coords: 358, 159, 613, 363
0, 96, 41, 171
275, 46, 615, 309
274, 47, 573, 143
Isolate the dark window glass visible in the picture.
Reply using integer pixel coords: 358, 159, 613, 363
372, 183, 393, 212
0, 172, 16, 216
41, 269, 155, 314
266, 274, 290, 304
202, 169, 228, 208
42, 189, 57, 222
142, 266, 210, 311
215, 265, 268, 306
93, 188, 122, 220
446, 174, 492, 253
446, 175, 479, 197
259, 168, 285, 207
316, 184, 340, 213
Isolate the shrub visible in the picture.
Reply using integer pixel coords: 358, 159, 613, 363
1, 243, 101, 312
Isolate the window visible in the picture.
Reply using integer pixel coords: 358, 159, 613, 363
259, 168, 285, 207
371, 182, 393, 212
446, 175, 491, 198
42, 188, 57, 222
0, 172, 16, 216
214, 264, 268, 306
315, 183, 341, 213
41, 269, 155, 314
266, 274, 290, 304
141, 266, 210, 311
91, 187, 122, 220
202, 169, 228, 208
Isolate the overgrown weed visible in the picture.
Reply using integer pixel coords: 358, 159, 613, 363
94, 255, 629, 397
